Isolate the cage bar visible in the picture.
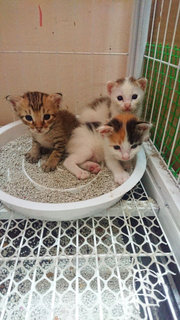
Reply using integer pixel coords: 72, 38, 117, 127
144, 0, 165, 123
159, 61, 180, 153
144, 0, 157, 119
148, 0, 172, 124
142, 0, 180, 181
143, 55, 179, 69
0, 180, 180, 320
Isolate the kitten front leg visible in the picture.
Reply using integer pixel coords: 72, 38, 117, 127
25, 139, 41, 163
105, 156, 130, 185
42, 137, 68, 172
42, 149, 63, 172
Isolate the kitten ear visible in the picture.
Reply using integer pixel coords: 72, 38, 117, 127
107, 81, 116, 95
97, 125, 114, 136
6, 95, 23, 111
136, 122, 152, 141
136, 78, 147, 91
48, 93, 62, 107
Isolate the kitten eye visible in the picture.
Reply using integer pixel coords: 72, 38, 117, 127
117, 95, 123, 101
132, 94, 138, 99
44, 114, 51, 120
113, 145, 121, 150
131, 144, 138, 149
25, 115, 33, 121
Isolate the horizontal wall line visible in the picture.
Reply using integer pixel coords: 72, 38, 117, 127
144, 54, 179, 69
0, 50, 128, 56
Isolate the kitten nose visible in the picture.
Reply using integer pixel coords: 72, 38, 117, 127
36, 124, 43, 132
122, 153, 130, 160
124, 102, 131, 110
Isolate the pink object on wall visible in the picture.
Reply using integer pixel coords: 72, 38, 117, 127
38, 5, 42, 27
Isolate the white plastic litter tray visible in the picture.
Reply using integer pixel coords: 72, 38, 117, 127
0, 120, 146, 220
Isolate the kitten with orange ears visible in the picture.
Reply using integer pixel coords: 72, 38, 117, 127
63, 113, 151, 185
79, 77, 147, 124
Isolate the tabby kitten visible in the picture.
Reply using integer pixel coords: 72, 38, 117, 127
79, 76, 147, 124
6, 91, 79, 172
63, 113, 151, 185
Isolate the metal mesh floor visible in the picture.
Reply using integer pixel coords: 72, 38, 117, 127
0, 182, 179, 320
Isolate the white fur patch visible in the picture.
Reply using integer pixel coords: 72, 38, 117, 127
110, 78, 145, 118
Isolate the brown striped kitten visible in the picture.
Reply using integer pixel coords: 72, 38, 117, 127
6, 91, 79, 172
79, 76, 147, 124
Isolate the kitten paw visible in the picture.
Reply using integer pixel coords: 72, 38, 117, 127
77, 170, 90, 180
41, 162, 57, 172
122, 160, 134, 173
25, 152, 40, 163
81, 161, 101, 174
114, 171, 130, 185
89, 163, 101, 174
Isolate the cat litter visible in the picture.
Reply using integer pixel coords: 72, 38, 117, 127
0, 134, 120, 203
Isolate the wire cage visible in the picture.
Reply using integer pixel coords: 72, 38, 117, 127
0, 1, 180, 320
143, 0, 180, 182
0, 183, 179, 320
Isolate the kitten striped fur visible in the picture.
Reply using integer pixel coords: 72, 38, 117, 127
24, 91, 47, 111
6, 91, 79, 172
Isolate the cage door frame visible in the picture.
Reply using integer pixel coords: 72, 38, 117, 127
127, 0, 152, 78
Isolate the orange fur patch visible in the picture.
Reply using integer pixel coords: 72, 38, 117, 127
109, 113, 137, 144
110, 128, 125, 144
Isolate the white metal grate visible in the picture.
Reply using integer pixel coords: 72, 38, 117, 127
0, 181, 179, 320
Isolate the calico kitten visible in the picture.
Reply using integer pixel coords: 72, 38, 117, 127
79, 76, 147, 124
6, 91, 79, 172
63, 113, 151, 185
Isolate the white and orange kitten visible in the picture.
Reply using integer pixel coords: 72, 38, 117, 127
63, 113, 151, 185
79, 77, 147, 124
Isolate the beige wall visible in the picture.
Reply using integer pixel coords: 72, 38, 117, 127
0, 0, 133, 125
